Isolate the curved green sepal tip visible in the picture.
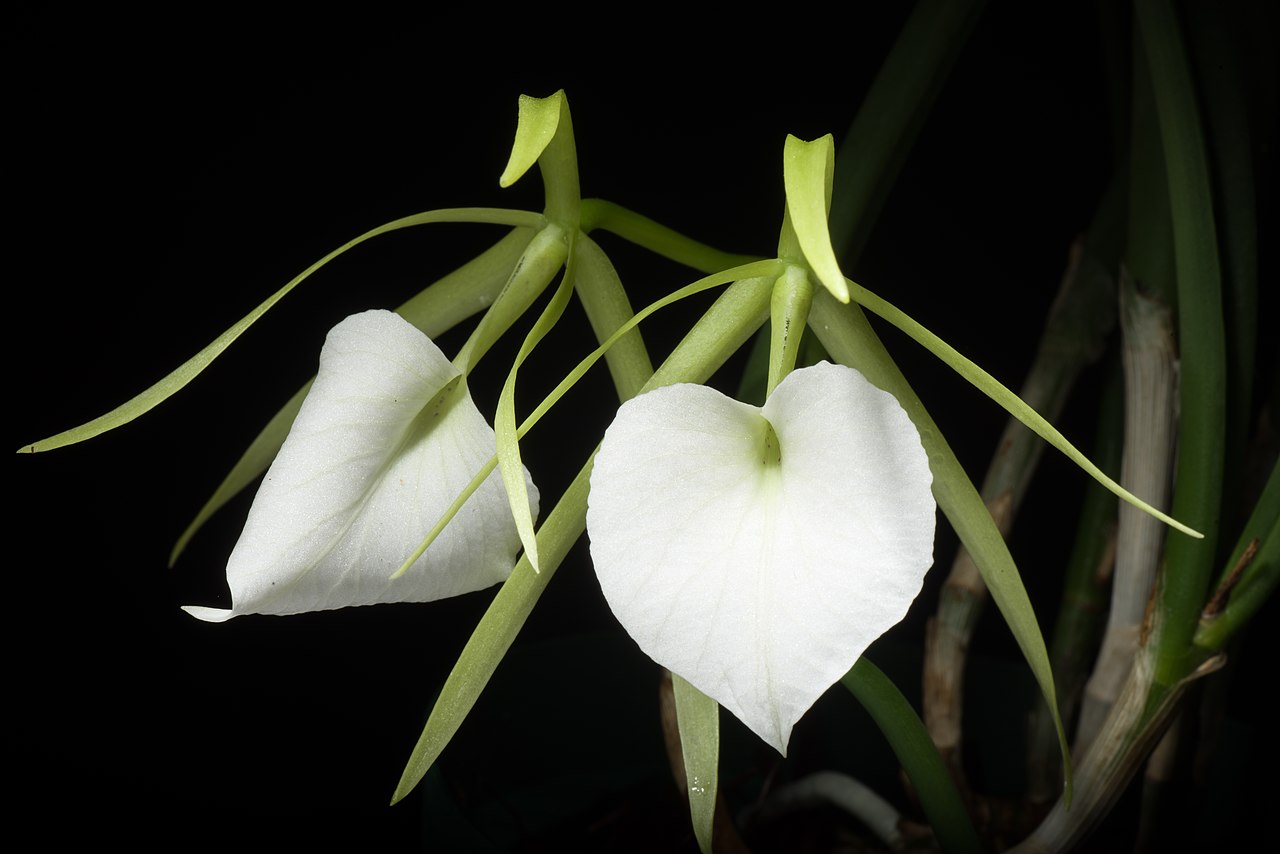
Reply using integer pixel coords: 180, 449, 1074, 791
783, 134, 849, 303
17, 207, 541, 455
500, 90, 566, 188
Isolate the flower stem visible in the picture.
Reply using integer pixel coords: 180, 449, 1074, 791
579, 198, 759, 273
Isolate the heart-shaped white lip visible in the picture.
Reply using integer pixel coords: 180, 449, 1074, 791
587, 361, 935, 753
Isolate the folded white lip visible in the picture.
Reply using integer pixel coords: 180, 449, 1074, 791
183, 309, 539, 622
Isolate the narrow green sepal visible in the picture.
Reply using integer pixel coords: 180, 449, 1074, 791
18, 207, 540, 454
852, 282, 1203, 540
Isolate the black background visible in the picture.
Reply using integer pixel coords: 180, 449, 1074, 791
8, 4, 1275, 850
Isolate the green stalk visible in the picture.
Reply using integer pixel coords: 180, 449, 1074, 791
579, 198, 760, 273
842, 658, 985, 854
572, 235, 654, 401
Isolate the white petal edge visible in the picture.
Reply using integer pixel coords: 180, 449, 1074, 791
587, 361, 934, 753
183, 309, 538, 621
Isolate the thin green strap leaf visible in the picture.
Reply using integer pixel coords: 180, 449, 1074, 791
673, 674, 719, 854
168, 227, 537, 564
852, 282, 1203, 540
18, 208, 541, 454
809, 290, 1072, 802
392, 276, 776, 802
496, 233, 579, 571
782, 134, 849, 303
1136, 0, 1227, 687
842, 658, 984, 854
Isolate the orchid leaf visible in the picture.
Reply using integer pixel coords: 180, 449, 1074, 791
588, 362, 936, 753
182, 310, 537, 621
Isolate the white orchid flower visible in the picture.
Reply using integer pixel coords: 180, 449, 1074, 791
183, 309, 538, 622
587, 361, 935, 753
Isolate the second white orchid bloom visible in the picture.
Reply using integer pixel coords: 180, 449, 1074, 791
183, 309, 538, 622
587, 361, 935, 754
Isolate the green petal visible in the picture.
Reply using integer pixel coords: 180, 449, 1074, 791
495, 232, 578, 571
499, 91, 565, 187
782, 134, 849, 303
